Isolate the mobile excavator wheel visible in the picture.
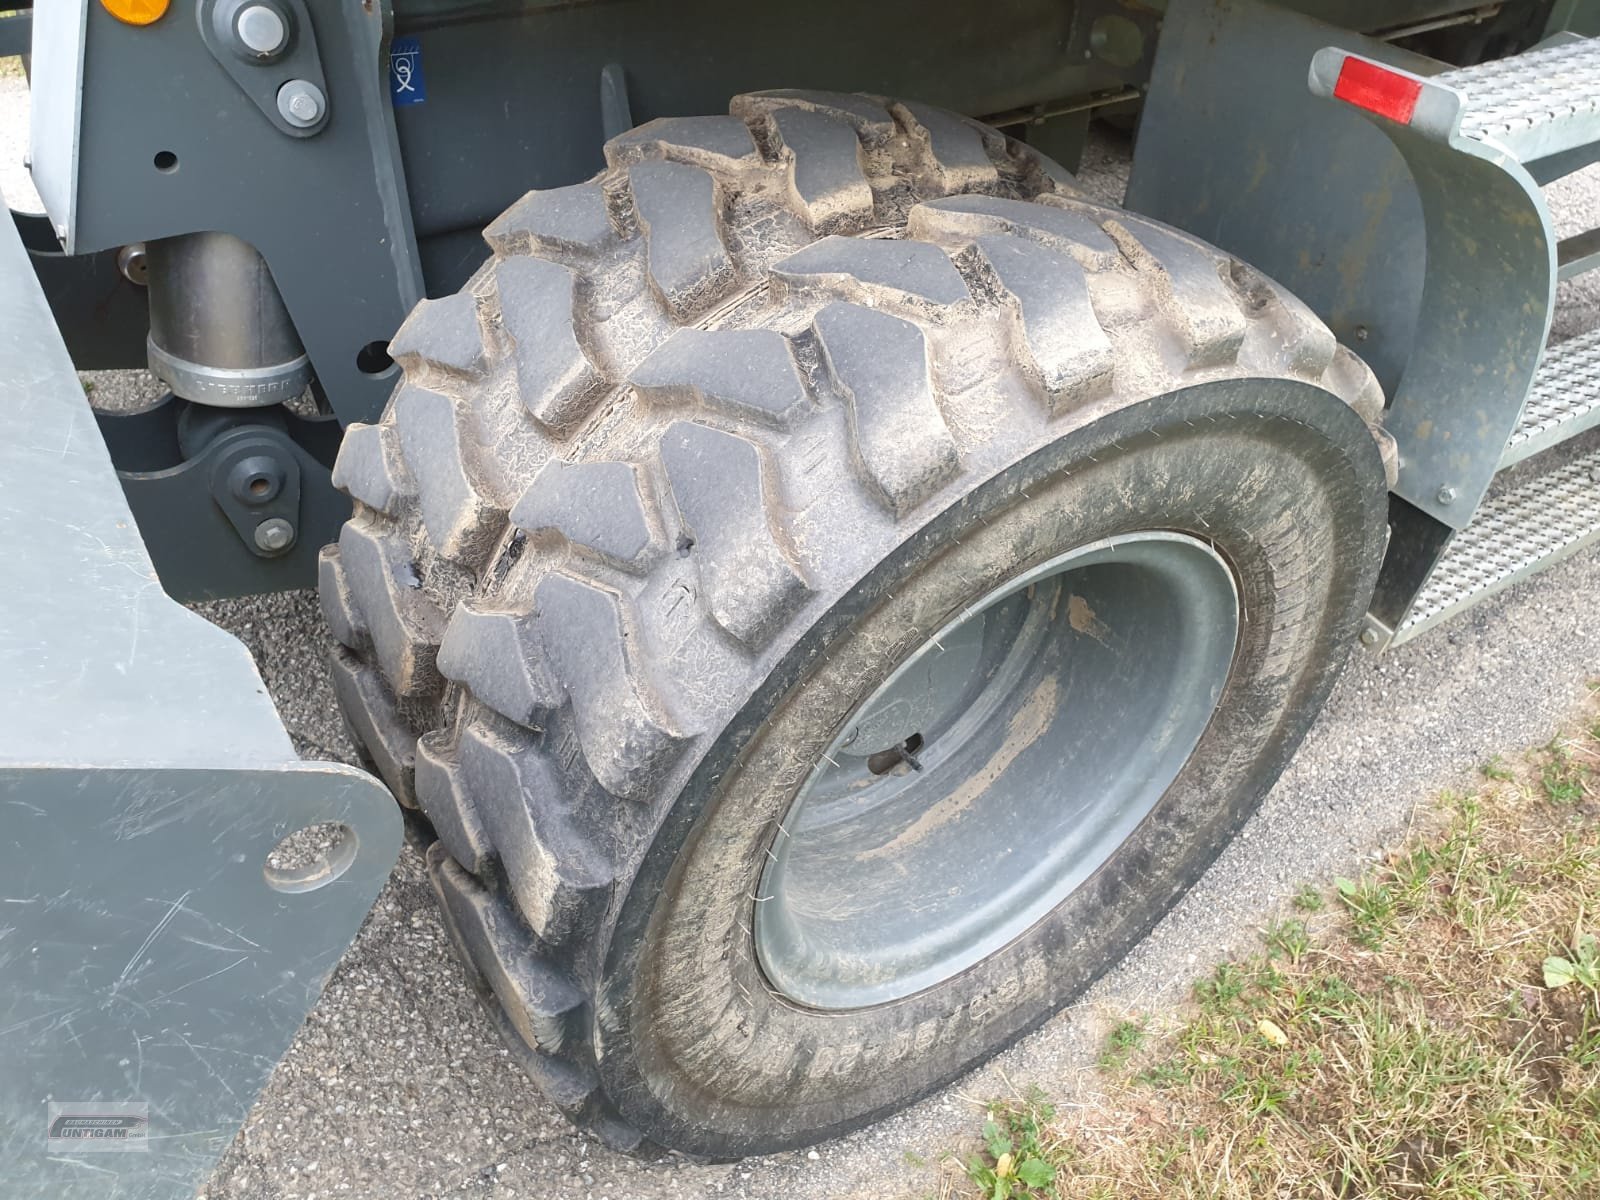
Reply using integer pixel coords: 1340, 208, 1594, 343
320, 91, 1392, 1157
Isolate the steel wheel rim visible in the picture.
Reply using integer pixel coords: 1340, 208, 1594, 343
753, 531, 1241, 1010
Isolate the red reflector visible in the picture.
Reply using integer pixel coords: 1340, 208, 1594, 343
1333, 57, 1423, 124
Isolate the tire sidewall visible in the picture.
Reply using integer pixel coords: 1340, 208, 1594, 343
598, 378, 1384, 1157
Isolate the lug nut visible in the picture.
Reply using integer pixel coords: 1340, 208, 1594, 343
254, 517, 296, 553
277, 79, 326, 128
236, 4, 287, 56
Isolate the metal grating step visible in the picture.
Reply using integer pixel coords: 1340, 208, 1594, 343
1501, 328, 1600, 468
1437, 38, 1600, 164
1395, 443, 1600, 644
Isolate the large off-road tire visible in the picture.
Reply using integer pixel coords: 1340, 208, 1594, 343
319, 90, 1392, 1158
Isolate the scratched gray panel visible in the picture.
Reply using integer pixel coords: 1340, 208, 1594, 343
0, 184, 401, 1198
0, 766, 400, 1198
0, 211, 296, 767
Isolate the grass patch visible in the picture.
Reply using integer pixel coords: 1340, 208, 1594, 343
1097, 1018, 1147, 1073
949, 711, 1600, 1198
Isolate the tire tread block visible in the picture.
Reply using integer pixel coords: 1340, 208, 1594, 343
892, 100, 1001, 191
533, 573, 690, 801
909, 195, 1121, 270
1096, 213, 1248, 368
814, 301, 960, 515
661, 422, 810, 648
485, 183, 615, 257
630, 327, 811, 428
974, 234, 1115, 413
1225, 258, 1341, 382
414, 731, 495, 875
388, 291, 490, 377
336, 518, 444, 698
329, 646, 417, 807
764, 108, 874, 233
437, 600, 561, 725
317, 545, 365, 651
772, 237, 970, 306
426, 843, 650, 1149
394, 385, 507, 564
733, 90, 897, 143
495, 256, 608, 436
458, 721, 616, 948
605, 115, 760, 169
511, 459, 661, 570
1326, 344, 1386, 425
427, 843, 590, 1060
331, 421, 411, 516
628, 161, 736, 318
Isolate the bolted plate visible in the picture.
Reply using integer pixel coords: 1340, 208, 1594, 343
0, 182, 400, 1199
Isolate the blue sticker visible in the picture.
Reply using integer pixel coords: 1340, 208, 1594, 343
390, 37, 425, 106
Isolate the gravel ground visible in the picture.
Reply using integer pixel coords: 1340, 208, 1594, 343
6, 60, 1600, 1200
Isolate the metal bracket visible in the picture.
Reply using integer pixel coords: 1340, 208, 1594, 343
13, 209, 150, 371
43, 0, 423, 426
197, 0, 331, 138
97, 398, 350, 600
205, 425, 306, 557
0, 182, 400, 1200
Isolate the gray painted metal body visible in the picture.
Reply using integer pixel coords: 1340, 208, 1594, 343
1304, 45, 1555, 531
12, 210, 152, 372
29, 0, 423, 428
0, 185, 402, 1198
1126, 0, 1583, 641
1127, 2, 1436, 421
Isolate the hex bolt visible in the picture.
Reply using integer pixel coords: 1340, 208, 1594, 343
1436, 485, 1457, 505
1359, 628, 1380, 648
254, 517, 296, 553
235, 4, 288, 56
277, 79, 327, 129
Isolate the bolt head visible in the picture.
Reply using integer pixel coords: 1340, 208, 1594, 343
1359, 628, 1379, 647
236, 4, 287, 55
276, 79, 326, 128
1436, 485, 1457, 505
254, 518, 296, 553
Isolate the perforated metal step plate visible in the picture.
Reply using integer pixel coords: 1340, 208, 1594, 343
1438, 37, 1600, 163
1396, 443, 1600, 644
1501, 328, 1600, 468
